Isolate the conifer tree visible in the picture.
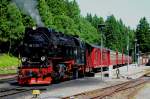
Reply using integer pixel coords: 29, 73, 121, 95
136, 17, 150, 53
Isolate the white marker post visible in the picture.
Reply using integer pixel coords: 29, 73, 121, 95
32, 89, 40, 98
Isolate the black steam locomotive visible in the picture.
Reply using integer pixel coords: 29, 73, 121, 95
18, 27, 132, 85
18, 27, 86, 84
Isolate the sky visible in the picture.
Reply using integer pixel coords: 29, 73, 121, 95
76, 0, 150, 29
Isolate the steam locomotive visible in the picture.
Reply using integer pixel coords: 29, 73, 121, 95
18, 27, 132, 85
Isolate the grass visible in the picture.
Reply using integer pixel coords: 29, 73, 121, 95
0, 69, 17, 74
0, 54, 20, 74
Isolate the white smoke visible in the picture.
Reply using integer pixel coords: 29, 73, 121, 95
13, 0, 44, 26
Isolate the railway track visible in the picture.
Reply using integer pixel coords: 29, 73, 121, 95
0, 87, 31, 98
0, 74, 16, 83
63, 73, 150, 99
0, 85, 47, 98
0, 78, 16, 84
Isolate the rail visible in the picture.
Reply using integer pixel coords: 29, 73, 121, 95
0, 87, 30, 98
63, 73, 150, 99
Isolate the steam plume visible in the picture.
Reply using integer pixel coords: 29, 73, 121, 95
13, 0, 44, 26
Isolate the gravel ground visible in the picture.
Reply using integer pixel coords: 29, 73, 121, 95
17, 76, 127, 99
134, 82, 150, 99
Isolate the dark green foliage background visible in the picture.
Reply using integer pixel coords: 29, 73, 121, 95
0, 0, 149, 55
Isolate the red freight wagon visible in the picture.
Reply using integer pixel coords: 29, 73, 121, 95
86, 45, 110, 68
110, 50, 117, 65
86, 45, 101, 69
101, 48, 110, 67
118, 52, 123, 65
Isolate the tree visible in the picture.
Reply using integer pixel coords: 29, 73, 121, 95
104, 15, 134, 53
45, 0, 67, 16
65, 0, 80, 20
92, 14, 100, 28
105, 15, 118, 50
0, 1, 25, 53
86, 13, 92, 23
136, 17, 150, 53
0, 0, 9, 43
53, 15, 77, 35
86, 14, 104, 28
78, 17, 100, 44
38, 0, 54, 28
7, 3, 25, 53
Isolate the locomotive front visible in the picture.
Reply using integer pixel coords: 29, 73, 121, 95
18, 27, 53, 85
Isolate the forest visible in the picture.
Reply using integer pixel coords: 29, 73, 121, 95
0, 0, 150, 56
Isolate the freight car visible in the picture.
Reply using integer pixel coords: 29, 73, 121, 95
18, 27, 132, 85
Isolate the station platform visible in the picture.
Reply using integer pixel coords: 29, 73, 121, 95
109, 64, 150, 79
16, 64, 150, 99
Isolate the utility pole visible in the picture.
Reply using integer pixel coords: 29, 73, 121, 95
134, 39, 137, 66
137, 44, 140, 66
98, 24, 106, 80
127, 32, 129, 73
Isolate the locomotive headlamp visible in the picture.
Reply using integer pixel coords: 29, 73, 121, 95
21, 57, 27, 62
32, 26, 36, 30
41, 56, 46, 61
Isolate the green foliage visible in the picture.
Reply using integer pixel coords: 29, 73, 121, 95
21, 14, 36, 27
136, 17, 150, 53
0, 0, 9, 42
0, 69, 17, 74
86, 13, 104, 28
101, 15, 134, 54
78, 17, 100, 43
39, 0, 99, 43
38, 0, 54, 28
53, 15, 76, 34
7, 3, 25, 40
65, 0, 80, 20
45, 0, 67, 15
0, 1, 25, 53
105, 15, 118, 49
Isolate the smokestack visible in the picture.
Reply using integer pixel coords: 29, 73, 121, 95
13, 0, 44, 27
